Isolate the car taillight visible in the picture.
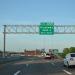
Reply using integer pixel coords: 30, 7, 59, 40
70, 58, 74, 61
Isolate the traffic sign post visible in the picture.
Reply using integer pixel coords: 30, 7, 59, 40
39, 22, 54, 35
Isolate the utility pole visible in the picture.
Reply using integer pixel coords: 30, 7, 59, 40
3, 25, 6, 57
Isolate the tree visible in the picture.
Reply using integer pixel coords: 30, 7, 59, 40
69, 47, 75, 53
63, 48, 70, 57
0, 51, 2, 53
63, 48, 69, 54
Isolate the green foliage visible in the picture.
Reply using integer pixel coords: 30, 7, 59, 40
63, 48, 70, 57
58, 53, 64, 58
0, 51, 2, 53
62, 47, 75, 58
69, 47, 75, 53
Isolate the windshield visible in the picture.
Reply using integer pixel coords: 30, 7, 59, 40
71, 54, 75, 57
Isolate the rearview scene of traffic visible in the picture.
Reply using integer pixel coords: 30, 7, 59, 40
0, 0, 75, 75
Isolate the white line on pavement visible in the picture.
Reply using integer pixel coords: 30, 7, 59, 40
30, 61, 33, 62
14, 70, 21, 75
26, 64, 29, 66
63, 69, 72, 75
51, 63, 55, 65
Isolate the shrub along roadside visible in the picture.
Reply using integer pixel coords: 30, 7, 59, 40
58, 47, 75, 58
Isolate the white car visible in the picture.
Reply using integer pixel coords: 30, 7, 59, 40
64, 53, 75, 67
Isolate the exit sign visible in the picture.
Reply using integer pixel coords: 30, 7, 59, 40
39, 22, 54, 35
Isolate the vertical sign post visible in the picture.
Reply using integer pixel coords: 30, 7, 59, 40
3, 25, 6, 57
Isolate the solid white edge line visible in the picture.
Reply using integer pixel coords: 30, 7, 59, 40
63, 69, 72, 75
14, 70, 21, 75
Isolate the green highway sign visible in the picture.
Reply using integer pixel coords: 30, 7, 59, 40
39, 22, 54, 35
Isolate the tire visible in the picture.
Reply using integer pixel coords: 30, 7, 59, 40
63, 64, 66, 67
66, 61, 70, 68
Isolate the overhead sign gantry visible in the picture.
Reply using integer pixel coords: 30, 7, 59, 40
3, 22, 75, 57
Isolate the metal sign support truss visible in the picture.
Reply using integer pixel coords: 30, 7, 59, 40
4, 25, 75, 34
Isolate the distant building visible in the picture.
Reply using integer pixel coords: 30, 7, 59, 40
24, 50, 41, 56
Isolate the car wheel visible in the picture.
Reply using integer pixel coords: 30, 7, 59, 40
66, 61, 70, 68
63, 64, 66, 67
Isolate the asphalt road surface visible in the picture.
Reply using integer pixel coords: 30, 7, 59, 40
0, 56, 75, 75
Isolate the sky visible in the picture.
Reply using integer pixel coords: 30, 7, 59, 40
0, 0, 75, 52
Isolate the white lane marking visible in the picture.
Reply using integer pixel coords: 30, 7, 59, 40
63, 69, 72, 75
26, 64, 29, 66
14, 70, 21, 75
30, 60, 33, 62
51, 63, 55, 65
46, 60, 50, 62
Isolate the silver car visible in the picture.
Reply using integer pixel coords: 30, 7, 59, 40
64, 53, 75, 67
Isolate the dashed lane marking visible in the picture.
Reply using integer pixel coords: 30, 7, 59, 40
63, 69, 72, 75
26, 64, 29, 67
14, 70, 21, 75
51, 63, 55, 65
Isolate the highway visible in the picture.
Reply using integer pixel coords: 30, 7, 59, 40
0, 56, 75, 75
